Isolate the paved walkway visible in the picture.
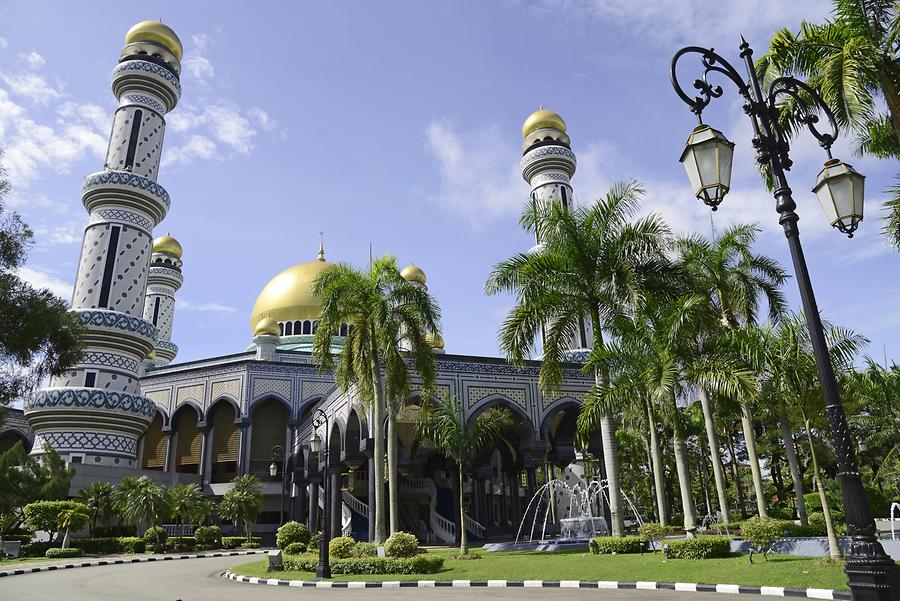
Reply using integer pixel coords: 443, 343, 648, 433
0, 554, 698, 600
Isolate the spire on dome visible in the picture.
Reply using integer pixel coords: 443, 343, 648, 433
317, 232, 326, 262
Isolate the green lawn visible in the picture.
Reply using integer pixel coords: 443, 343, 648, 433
231, 549, 855, 590
0, 556, 65, 567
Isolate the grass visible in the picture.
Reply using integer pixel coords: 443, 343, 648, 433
0, 556, 69, 567
231, 549, 856, 590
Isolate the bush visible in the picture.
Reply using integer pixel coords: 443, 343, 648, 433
638, 523, 675, 551
329, 536, 356, 559
21, 542, 56, 557
240, 542, 261, 549
143, 526, 168, 552
383, 531, 418, 558
767, 506, 795, 520
665, 536, 731, 559
589, 536, 647, 554
741, 517, 783, 560
353, 542, 378, 557
276, 521, 311, 550
166, 536, 196, 551
194, 526, 222, 550
23, 501, 84, 535
284, 554, 444, 574
45, 547, 81, 558
308, 533, 321, 551
222, 536, 261, 549
284, 541, 307, 555
71, 537, 119, 554
118, 537, 146, 554
94, 525, 137, 537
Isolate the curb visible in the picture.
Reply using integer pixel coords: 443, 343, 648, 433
0, 550, 265, 578
221, 570, 851, 599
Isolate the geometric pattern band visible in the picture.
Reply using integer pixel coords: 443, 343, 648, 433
32, 430, 137, 456
26, 388, 157, 418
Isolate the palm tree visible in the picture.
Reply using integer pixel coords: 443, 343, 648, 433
487, 181, 672, 537
312, 256, 440, 542
112, 476, 170, 547
218, 475, 262, 543
76, 481, 114, 537
191, 498, 217, 527
676, 224, 787, 521
416, 392, 512, 555
579, 294, 755, 534
167, 483, 203, 530
58, 505, 89, 549
847, 358, 900, 477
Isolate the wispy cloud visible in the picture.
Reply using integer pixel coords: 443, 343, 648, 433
176, 299, 237, 315
16, 265, 72, 299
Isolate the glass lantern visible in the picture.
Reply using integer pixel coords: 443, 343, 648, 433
679, 124, 735, 210
812, 158, 865, 237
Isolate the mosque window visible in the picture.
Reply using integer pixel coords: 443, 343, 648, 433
284, 321, 293, 336
311, 321, 318, 334
339, 324, 348, 337
561, 186, 568, 209
97, 226, 121, 308
302, 321, 311, 335
151, 297, 161, 326
84, 372, 97, 388
278, 322, 284, 336
124, 109, 143, 171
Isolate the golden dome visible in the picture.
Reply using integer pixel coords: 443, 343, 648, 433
522, 108, 566, 138
401, 264, 427, 285
152, 234, 183, 258
426, 331, 444, 350
125, 21, 183, 61
253, 317, 281, 337
147, 350, 156, 361
250, 254, 332, 333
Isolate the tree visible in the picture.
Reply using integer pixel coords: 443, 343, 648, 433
191, 497, 217, 527
487, 181, 672, 537
112, 476, 170, 534
416, 392, 512, 555
76, 481, 114, 537
57, 505, 89, 549
0, 442, 73, 538
846, 358, 900, 483
167, 483, 203, 528
23, 500, 83, 541
218, 474, 262, 543
313, 256, 440, 541
676, 224, 787, 521
0, 149, 83, 416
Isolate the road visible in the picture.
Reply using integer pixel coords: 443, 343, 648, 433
0, 554, 709, 600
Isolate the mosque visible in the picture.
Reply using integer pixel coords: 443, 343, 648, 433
9, 21, 607, 543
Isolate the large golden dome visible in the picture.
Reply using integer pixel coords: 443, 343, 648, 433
401, 264, 427, 285
125, 21, 183, 60
250, 255, 332, 333
152, 234, 183, 258
522, 108, 566, 138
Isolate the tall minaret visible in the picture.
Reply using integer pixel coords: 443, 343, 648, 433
400, 265, 445, 353
520, 108, 592, 360
25, 21, 183, 466
143, 234, 183, 366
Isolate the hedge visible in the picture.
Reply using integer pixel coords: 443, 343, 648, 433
94, 526, 137, 537
276, 521, 310, 550
665, 536, 731, 559
284, 555, 444, 574
166, 536, 196, 551
222, 536, 261, 549
0, 533, 32, 543
353, 542, 378, 557
383, 531, 418, 558
194, 526, 222, 550
69, 536, 147, 554
45, 547, 82, 558
21, 542, 57, 557
284, 542, 307, 555
589, 536, 647, 554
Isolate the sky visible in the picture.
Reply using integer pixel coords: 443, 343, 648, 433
2, 0, 898, 367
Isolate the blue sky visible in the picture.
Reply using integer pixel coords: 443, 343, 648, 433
2, 0, 898, 366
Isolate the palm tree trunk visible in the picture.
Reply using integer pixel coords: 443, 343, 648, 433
670, 397, 697, 534
725, 428, 748, 518
876, 70, 900, 145
62, 527, 70, 549
698, 389, 729, 525
778, 412, 808, 526
740, 402, 768, 518
370, 354, 387, 543
458, 464, 468, 555
802, 414, 841, 560
387, 408, 399, 535
646, 399, 668, 526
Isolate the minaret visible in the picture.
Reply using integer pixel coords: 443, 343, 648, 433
25, 21, 183, 466
400, 264, 444, 354
520, 108, 592, 360
143, 234, 183, 366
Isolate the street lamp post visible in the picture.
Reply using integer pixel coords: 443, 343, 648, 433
310, 409, 330, 579
269, 445, 287, 526
670, 38, 899, 600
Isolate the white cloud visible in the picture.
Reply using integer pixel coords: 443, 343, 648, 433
0, 38, 7, 50
162, 134, 217, 167
0, 72, 61, 104
31, 221, 83, 246
248, 106, 276, 132
424, 119, 525, 225
16, 266, 73, 299
21, 51, 45, 69
163, 104, 261, 164
183, 56, 214, 81
177, 299, 237, 314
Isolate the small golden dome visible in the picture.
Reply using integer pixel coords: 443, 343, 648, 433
254, 317, 281, 337
522, 108, 566, 138
152, 234, 183, 258
401, 264, 427, 285
250, 255, 333, 333
426, 331, 444, 350
125, 21, 183, 61
147, 350, 156, 360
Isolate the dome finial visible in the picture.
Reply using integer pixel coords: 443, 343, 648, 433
317, 232, 326, 262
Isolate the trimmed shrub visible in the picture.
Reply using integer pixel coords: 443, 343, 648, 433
383, 531, 418, 558
638, 523, 675, 551
143, 526, 168, 552
284, 541, 307, 555
21, 542, 56, 557
240, 541, 261, 549
589, 536, 647, 555
353, 542, 377, 557
119, 537, 146, 554
276, 521, 311, 550
194, 526, 222, 550
284, 554, 444, 574
329, 536, 356, 559
71, 537, 119, 554
222, 536, 261, 549
665, 536, 731, 559
166, 536, 197, 551
741, 517, 782, 560
45, 547, 81, 558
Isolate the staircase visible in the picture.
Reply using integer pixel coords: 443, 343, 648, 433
398, 474, 486, 543
319, 486, 353, 537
